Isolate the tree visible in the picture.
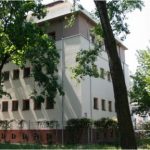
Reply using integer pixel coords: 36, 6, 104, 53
73, 0, 144, 148
130, 49, 150, 112
0, 1, 63, 102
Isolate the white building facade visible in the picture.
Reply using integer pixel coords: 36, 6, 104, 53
0, 1, 129, 131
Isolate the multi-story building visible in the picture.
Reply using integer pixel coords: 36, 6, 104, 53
0, 0, 129, 144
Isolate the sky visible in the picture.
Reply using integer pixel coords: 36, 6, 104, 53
43, 0, 150, 74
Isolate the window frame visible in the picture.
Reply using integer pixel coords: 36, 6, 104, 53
23, 67, 30, 78
108, 101, 112, 112
45, 98, 54, 109
34, 100, 42, 110
2, 101, 8, 112
12, 100, 19, 111
13, 69, 19, 80
22, 99, 30, 111
100, 68, 105, 79
3, 71, 9, 81
93, 97, 99, 110
101, 99, 106, 111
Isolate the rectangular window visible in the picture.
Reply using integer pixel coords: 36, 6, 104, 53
100, 68, 105, 79
46, 98, 54, 109
90, 34, 95, 44
102, 99, 106, 111
2, 101, 8, 112
23, 67, 30, 78
22, 133, 28, 140
3, 71, 9, 81
108, 101, 112, 112
107, 72, 111, 81
48, 32, 56, 41
93, 97, 99, 110
22, 99, 30, 110
12, 101, 18, 111
13, 69, 19, 80
34, 100, 41, 110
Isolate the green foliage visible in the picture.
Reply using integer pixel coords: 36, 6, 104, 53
107, 0, 144, 40
143, 121, 150, 130
0, 1, 63, 102
66, 118, 92, 129
130, 49, 150, 112
72, 27, 104, 81
94, 118, 118, 129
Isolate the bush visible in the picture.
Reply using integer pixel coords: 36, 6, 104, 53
143, 121, 150, 130
66, 118, 92, 129
94, 118, 118, 129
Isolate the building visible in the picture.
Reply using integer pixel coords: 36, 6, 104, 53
0, 0, 129, 144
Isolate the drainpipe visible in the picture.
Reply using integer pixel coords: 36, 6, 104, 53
61, 19, 65, 146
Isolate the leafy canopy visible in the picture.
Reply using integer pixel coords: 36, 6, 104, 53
130, 49, 150, 112
0, 1, 63, 102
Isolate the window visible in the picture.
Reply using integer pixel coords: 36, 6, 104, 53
2, 101, 8, 112
12, 133, 16, 139
13, 69, 19, 80
23, 67, 30, 78
3, 71, 9, 81
34, 100, 41, 110
47, 133, 53, 144
22, 133, 28, 140
107, 72, 111, 81
90, 34, 95, 44
46, 98, 54, 109
12, 101, 18, 111
100, 68, 105, 79
108, 101, 112, 112
1, 133, 5, 139
101, 99, 106, 111
93, 97, 98, 110
22, 99, 30, 110
48, 32, 56, 41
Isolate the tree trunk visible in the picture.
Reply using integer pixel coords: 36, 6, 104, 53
94, 1, 137, 149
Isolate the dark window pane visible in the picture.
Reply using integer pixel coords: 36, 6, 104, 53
46, 98, 54, 109
3, 71, 9, 81
23, 67, 30, 78
2, 101, 8, 112
102, 99, 106, 111
34, 100, 41, 110
13, 69, 19, 80
23, 99, 30, 110
108, 101, 112, 112
48, 32, 56, 41
100, 68, 105, 79
12, 101, 18, 111
93, 97, 98, 110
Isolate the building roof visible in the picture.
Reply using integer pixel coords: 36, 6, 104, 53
29, 0, 127, 50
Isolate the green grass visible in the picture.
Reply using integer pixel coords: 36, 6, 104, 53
0, 143, 119, 149
137, 137, 150, 149
0, 138, 149, 149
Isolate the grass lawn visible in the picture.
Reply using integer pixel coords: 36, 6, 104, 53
0, 138, 149, 149
0, 143, 119, 149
